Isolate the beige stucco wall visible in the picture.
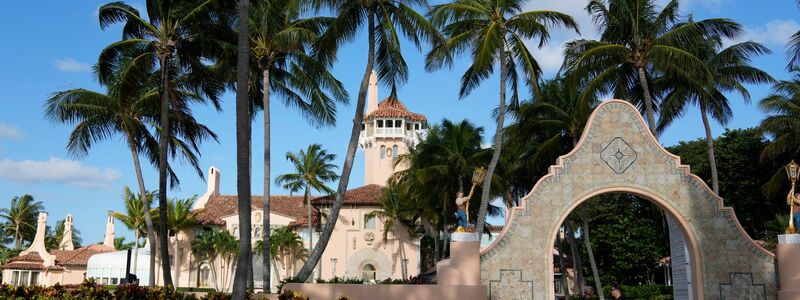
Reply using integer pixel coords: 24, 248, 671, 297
317, 206, 420, 281
1, 266, 86, 287
480, 100, 776, 300
364, 138, 410, 186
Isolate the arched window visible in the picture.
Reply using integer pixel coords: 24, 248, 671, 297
392, 145, 399, 158
361, 264, 377, 282
197, 263, 212, 287
380, 145, 386, 159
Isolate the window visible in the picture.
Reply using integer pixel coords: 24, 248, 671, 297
30, 272, 38, 286
364, 214, 376, 229
406, 124, 411, 131
386, 120, 393, 128
111, 278, 119, 285
361, 264, 377, 282
198, 263, 212, 287
380, 146, 386, 159
330, 258, 338, 277
20, 272, 29, 287
395, 120, 401, 127
377, 120, 384, 127
415, 123, 420, 130
392, 145, 398, 158
10, 271, 17, 286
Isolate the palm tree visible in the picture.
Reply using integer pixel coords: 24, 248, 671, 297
292, 0, 438, 282
115, 237, 136, 250
787, 0, 800, 69
657, 39, 773, 194
46, 49, 217, 287
192, 229, 239, 292
759, 69, 800, 194
231, 0, 253, 296
563, 0, 741, 134
426, 0, 579, 236
113, 187, 152, 276
366, 183, 416, 278
246, 0, 349, 290
0, 195, 44, 250
275, 144, 339, 265
255, 226, 306, 284
98, 0, 224, 287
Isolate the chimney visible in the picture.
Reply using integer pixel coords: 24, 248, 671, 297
58, 214, 75, 250
193, 166, 221, 210
366, 71, 378, 115
21, 212, 56, 267
103, 211, 116, 249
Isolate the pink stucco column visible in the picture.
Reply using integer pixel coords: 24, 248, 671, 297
778, 234, 800, 299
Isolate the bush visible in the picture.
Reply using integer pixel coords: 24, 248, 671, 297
0, 279, 237, 300
277, 289, 308, 300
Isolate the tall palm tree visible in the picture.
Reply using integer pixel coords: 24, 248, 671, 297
759, 69, 800, 194
563, 0, 741, 134
658, 39, 773, 193
46, 48, 217, 287
98, 0, 224, 287
246, 0, 349, 290
0, 195, 44, 250
292, 0, 438, 281
427, 0, 579, 235
231, 0, 253, 296
787, 0, 800, 69
275, 144, 339, 264
113, 187, 152, 276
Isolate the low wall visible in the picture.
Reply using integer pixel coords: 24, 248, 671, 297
283, 283, 486, 300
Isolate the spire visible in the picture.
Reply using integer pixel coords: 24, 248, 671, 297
20, 212, 56, 267
193, 166, 221, 210
367, 70, 379, 115
103, 211, 116, 249
58, 214, 75, 250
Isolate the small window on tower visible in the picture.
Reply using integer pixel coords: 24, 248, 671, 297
395, 120, 401, 127
377, 120, 384, 127
415, 123, 420, 130
380, 146, 386, 159
392, 145, 398, 158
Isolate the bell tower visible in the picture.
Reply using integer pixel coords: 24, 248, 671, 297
359, 71, 427, 186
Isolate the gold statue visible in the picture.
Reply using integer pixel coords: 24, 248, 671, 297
455, 167, 486, 232
785, 160, 799, 233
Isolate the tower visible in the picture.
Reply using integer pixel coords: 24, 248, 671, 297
58, 214, 75, 250
359, 71, 427, 186
103, 210, 116, 249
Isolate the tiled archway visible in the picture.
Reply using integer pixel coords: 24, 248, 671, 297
480, 100, 776, 300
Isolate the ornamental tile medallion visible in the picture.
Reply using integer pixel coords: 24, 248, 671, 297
600, 137, 637, 174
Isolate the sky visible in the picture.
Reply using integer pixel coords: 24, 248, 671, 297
1, 0, 799, 245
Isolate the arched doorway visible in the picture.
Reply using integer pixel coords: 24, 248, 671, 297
548, 189, 701, 299
480, 100, 776, 299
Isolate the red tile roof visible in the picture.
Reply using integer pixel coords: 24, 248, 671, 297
311, 184, 385, 206
0, 244, 114, 271
365, 97, 427, 122
194, 195, 314, 226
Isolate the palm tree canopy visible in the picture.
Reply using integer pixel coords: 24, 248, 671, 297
275, 144, 340, 196
0, 195, 45, 249
113, 187, 154, 236
150, 196, 197, 235
759, 69, 800, 163
426, 0, 579, 101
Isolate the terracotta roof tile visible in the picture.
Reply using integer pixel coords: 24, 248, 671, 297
365, 97, 427, 122
51, 244, 115, 267
194, 195, 313, 226
311, 184, 385, 206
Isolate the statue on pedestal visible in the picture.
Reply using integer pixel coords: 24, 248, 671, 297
455, 168, 486, 232
786, 160, 799, 233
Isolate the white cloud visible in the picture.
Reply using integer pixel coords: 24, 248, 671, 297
0, 157, 122, 190
55, 58, 92, 72
734, 20, 800, 48
0, 124, 23, 140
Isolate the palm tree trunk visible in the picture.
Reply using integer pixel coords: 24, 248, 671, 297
581, 212, 604, 300
14, 225, 20, 250
700, 102, 720, 194
566, 222, 584, 293
637, 66, 658, 133
262, 68, 272, 292
294, 9, 376, 282
232, 0, 252, 297
133, 231, 140, 276
157, 53, 174, 288
128, 140, 155, 285
475, 48, 507, 235
305, 186, 312, 281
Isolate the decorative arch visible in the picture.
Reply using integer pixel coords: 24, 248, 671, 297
480, 100, 776, 300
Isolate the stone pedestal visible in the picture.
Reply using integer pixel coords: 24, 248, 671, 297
778, 234, 800, 300
438, 233, 481, 286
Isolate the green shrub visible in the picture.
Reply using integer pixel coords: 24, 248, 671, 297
0, 279, 238, 300
277, 289, 308, 300
602, 284, 673, 300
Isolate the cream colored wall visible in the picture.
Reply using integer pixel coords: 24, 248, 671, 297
364, 139, 410, 186
317, 206, 420, 281
1, 266, 87, 286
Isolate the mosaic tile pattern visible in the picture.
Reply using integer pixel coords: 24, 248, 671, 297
480, 100, 777, 300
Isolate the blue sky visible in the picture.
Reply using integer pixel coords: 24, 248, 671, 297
1, 0, 798, 244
